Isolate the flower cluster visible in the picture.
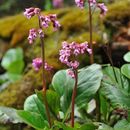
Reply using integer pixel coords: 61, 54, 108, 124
28, 29, 44, 44
32, 58, 53, 71
24, 7, 60, 44
75, 0, 108, 16
59, 41, 91, 78
75, 0, 85, 9
53, 0, 63, 8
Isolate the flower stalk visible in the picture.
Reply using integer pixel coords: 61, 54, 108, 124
71, 69, 78, 127
38, 15, 52, 128
88, 0, 94, 64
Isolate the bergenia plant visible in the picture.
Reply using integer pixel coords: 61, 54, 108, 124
15, 1, 108, 130
24, 7, 60, 127
75, 0, 108, 64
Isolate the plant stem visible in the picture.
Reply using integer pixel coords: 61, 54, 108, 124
71, 69, 78, 127
38, 15, 52, 128
95, 91, 101, 121
88, 1, 94, 64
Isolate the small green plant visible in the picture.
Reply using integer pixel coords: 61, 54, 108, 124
0, 48, 24, 86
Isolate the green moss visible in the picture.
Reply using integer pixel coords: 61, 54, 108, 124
104, 0, 130, 25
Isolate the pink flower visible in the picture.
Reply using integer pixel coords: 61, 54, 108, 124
59, 41, 91, 69
67, 69, 75, 78
40, 14, 61, 30
88, 0, 97, 6
75, 0, 85, 9
24, 7, 41, 19
44, 62, 53, 71
32, 58, 53, 71
40, 15, 51, 28
32, 58, 42, 71
28, 29, 44, 44
28, 29, 37, 44
97, 3, 108, 16
53, 0, 63, 8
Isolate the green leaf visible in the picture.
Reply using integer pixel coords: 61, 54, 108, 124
18, 110, 48, 130
1, 48, 24, 74
121, 64, 130, 79
123, 52, 130, 62
114, 119, 130, 130
52, 69, 74, 113
0, 106, 22, 124
103, 66, 129, 91
46, 90, 60, 116
54, 121, 74, 130
18, 94, 49, 129
78, 123, 97, 130
52, 70, 74, 96
98, 123, 113, 130
101, 66, 130, 108
76, 64, 103, 108
24, 94, 47, 120
36, 90, 60, 116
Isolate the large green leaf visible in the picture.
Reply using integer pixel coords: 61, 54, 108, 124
0, 106, 22, 124
52, 70, 74, 96
46, 90, 60, 116
18, 94, 49, 129
101, 66, 130, 108
36, 90, 60, 116
114, 119, 130, 130
121, 64, 130, 79
18, 110, 48, 130
123, 52, 130, 62
103, 66, 129, 91
52, 64, 103, 113
1, 48, 24, 74
98, 123, 113, 130
76, 64, 103, 108
78, 123, 97, 130
23, 94, 47, 120
52, 69, 74, 113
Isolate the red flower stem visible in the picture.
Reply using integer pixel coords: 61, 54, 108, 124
88, 0, 94, 64
38, 15, 52, 128
71, 69, 78, 127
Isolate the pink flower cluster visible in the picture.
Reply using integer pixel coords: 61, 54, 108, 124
28, 29, 44, 44
53, 0, 63, 8
59, 41, 91, 69
75, 0, 108, 16
32, 58, 53, 71
75, 0, 84, 9
24, 7, 60, 44
59, 41, 91, 77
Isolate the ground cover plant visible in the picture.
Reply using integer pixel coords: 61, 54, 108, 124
1, 0, 130, 130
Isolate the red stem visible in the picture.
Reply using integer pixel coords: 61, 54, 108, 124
88, 0, 94, 64
38, 15, 52, 128
71, 69, 78, 127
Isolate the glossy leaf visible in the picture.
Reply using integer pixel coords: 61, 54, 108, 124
101, 66, 130, 108
18, 94, 48, 129
98, 123, 113, 130
52, 69, 74, 96
24, 94, 47, 120
18, 110, 48, 130
76, 64, 103, 108
114, 119, 130, 130
1, 48, 24, 74
121, 64, 130, 79
123, 52, 130, 62
0, 106, 22, 124
78, 123, 97, 130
